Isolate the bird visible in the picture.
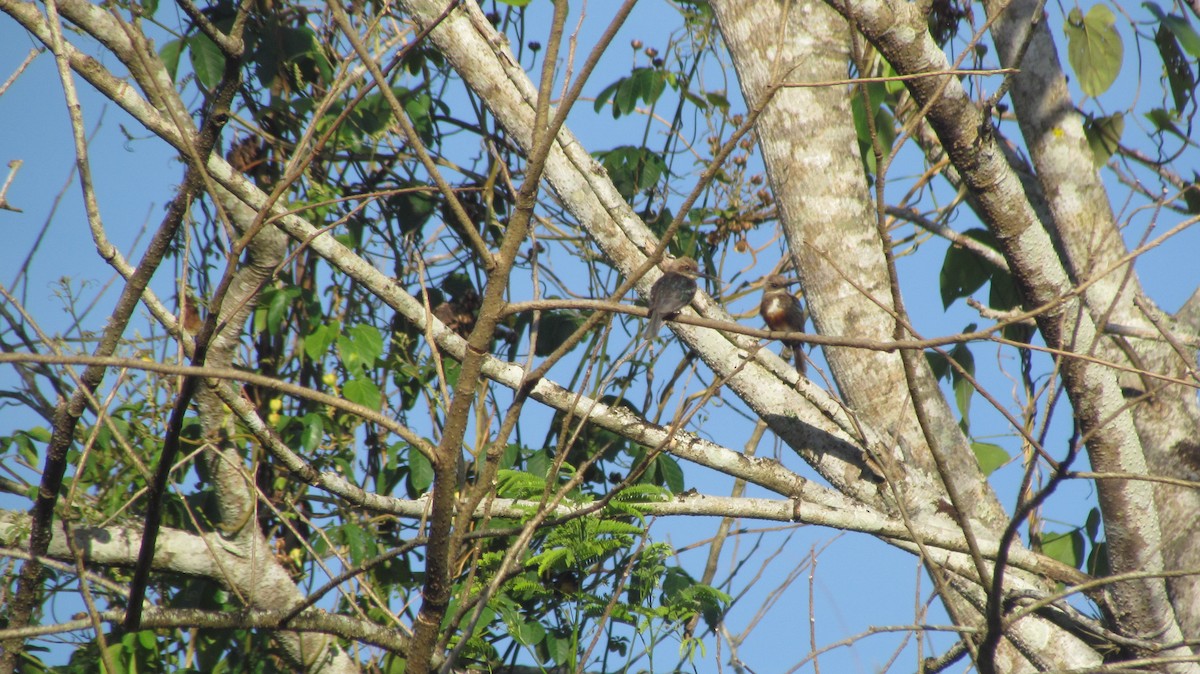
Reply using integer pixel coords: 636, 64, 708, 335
759, 274, 807, 374
644, 256, 707, 337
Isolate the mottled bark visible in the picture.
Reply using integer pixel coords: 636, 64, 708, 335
830, 0, 1195, 669
708, 1, 1101, 670
985, 0, 1200, 641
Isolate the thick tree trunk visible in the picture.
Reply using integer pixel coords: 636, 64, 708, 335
708, 1, 1103, 670
985, 0, 1200, 641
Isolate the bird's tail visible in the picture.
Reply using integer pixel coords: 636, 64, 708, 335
644, 313, 663, 338
787, 342, 807, 376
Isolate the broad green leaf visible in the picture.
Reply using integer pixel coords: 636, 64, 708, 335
300, 413, 323, 453
1145, 2, 1200, 57
705, 90, 730, 110
1184, 175, 1200, 214
543, 631, 572, 665
1064, 5, 1123, 97
1154, 25, 1195, 113
1087, 540, 1110, 576
1083, 112, 1124, 167
515, 620, 544, 646
304, 322, 339, 362
408, 447, 433, 492
971, 441, 1010, 476
593, 80, 621, 114
851, 80, 895, 174
159, 38, 184, 81
656, 455, 685, 493
1144, 107, 1188, 142
595, 68, 671, 119
1041, 530, 1085, 569
940, 243, 992, 308
594, 146, 669, 199
940, 228, 998, 308
1085, 507, 1102, 542
338, 324, 384, 373
260, 286, 300, 336
533, 311, 584, 356
949, 342, 976, 429
188, 32, 225, 91
347, 324, 384, 367
926, 350, 949, 381
343, 377, 382, 411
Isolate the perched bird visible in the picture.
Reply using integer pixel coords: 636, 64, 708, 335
759, 274, 807, 373
644, 256, 706, 337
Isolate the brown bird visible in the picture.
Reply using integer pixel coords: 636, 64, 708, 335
760, 274, 807, 373
644, 256, 707, 337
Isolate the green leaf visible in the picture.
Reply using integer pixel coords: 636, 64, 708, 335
851, 81, 895, 175
940, 228, 997, 308
594, 80, 621, 114
1184, 176, 1200, 214
1144, 107, 1189, 142
989, 270, 1032, 342
25, 426, 50, 442
1154, 24, 1195, 114
1085, 507, 1102, 542
515, 620, 545, 646
656, 455, 685, 493
1064, 5, 1123, 97
349, 324, 385, 366
596, 68, 671, 119
1041, 530, 1084, 569
971, 441, 1009, 476
304, 322, 340, 362
1087, 540, 1110, 576
338, 324, 384, 373
300, 413, 323, 453
533, 311, 584, 356
594, 146, 669, 199
926, 350, 949, 381
159, 38, 184, 81
705, 90, 730, 110
188, 32, 226, 91
543, 630, 572, 665
1145, 2, 1200, 58
343, 377, 382, 411
391, 186, 438, 235
260, 286, 300, 336
408, 447, 434, 492
1083, 112, 1124, 167
948, 342, 976, 429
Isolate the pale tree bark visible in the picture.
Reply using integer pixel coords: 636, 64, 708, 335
829, 0, 1197, 669
707, 1, 1100, 670
985, 0, 1200, 639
